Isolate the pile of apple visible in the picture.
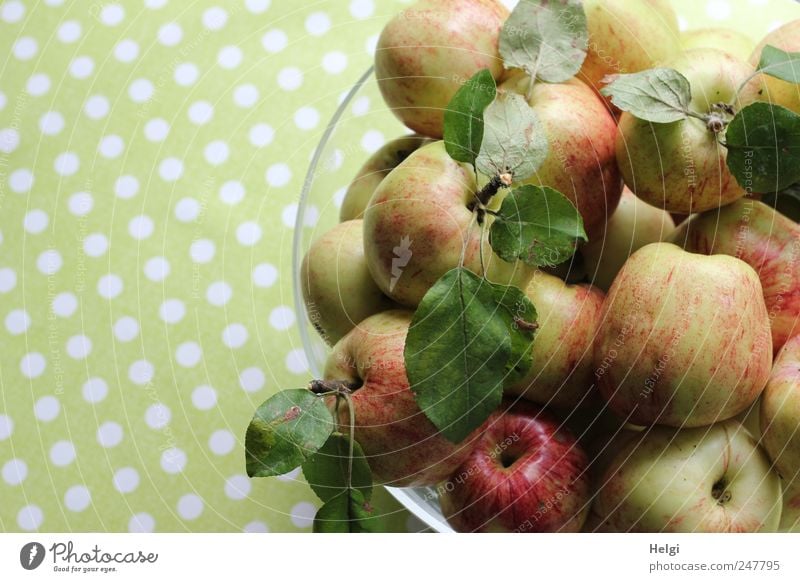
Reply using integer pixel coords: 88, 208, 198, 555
246, 0, 800, 533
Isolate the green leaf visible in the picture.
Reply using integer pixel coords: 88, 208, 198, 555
761, 183, 800, 222
405, 268, 512, 443
725, 102, 800, 193
600, 68, 692, 123
490, 283, 538, 386
499, 0, 588, 84
490, 185, 587, 268
757, 45, 800, 84
313, 489, 380, 533
443, 69, 496, 167
245, 389, 334, 478
301, 433, 372, 503
476, 92, 548, 181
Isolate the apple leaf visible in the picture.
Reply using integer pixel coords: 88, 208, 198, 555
725, 102, 800, 193
761, 183, 800, 222
313, 488, 380, 533
757, 45, 800, 84
245, 389, 334, 478
405, 268, 513, 443
600, 68, 692, 123
491, 283, 538, 386
490, 185, 587, 268
301, 433, 372, 503
499, 0, 588, 83
476, 92, 548, 182
443, 69, 497, 167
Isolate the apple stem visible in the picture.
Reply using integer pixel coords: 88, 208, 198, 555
308, 379, 362, 395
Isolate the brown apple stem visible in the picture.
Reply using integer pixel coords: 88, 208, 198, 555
308, 379, 361, 395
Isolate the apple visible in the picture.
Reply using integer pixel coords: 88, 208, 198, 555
374, 0, 508, 138
780, 482, 800, 532
505, 270, 605, 410
325, 310, 478, 487
589, 420, 783, 532
644, 0, 679, 35
339, 134, 433, 222
500, 76, 623, 239
363, 140, 533, 307
581, 187, 675, 292
439, 400, 590, 532
594, 242, 772, 428
301, 220, 396, 345
747, 20, 800, 114
669, 198, 800, 354
616, 48, 757, 214
681, 27, 756, 62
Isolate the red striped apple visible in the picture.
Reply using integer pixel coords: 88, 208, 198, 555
746, 19, 800, 114
681, 27, 755, 62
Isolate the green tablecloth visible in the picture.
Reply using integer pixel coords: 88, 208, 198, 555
1, 0, 798, 533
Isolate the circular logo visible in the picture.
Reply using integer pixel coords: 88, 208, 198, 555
20, 542, 46, 570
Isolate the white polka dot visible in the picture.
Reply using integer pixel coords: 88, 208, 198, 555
261, 29, 287, 53
66, 334, 92, 359
13, 36, 38, 60
767, 20, 783, 33
204, 140, 229, 165
239, 367, 265, 392
145, 403, 171, 429
202, 6, 227, 30
174, 62, 198, 86
245, 0, 270, 13
100, 3, 125, 26
113, 317, 139, 343
114, 39, 139, 62
0, 414, 13, 440
294, 106, 320, 130
159, 157, 184, 181
34, 395, 59, 421
97, 421, 123, 447
190, 239, 216, 263
233, 84, 259, 108
128, 215, 154, 240
0, 91, 4, 109
68, 191, 93, 215
209, 429, 235, 455
291, 502, 317, 528
361, 129, 385, 153
37, 249, 62, 275
286, 349, 309, 374
176, 342, 202, 367
160, 448, 187, 474
305, 12, 331, 36
222, 323, 248, 349
17, 505, 43, 530
52, 292, 77, 317
352, 96, 370, 116
128, 513, 155, 533
281, 203, 298, 227
44, 0, 64, 5
24, 209, 49, 234
174, 197, 200, 222
188, 101, 214, 125
252, 263, 278, 287
706, 0, 731, 20
3, 459, 27, 485
192, 385, 217, 410
26, 73, 51, 96
82, 377, 109, 403
54, 152, 79, 176
84, 95, 109, 119
322, 51, 348, 74
99, 134, 124, 158
115, 175, 139, 199
225, 475, 251, 500
144, 0, 167, 7
39, 111, 64, 135
69, 55, 94, 79
365, 33, 379, 55
144, 118, 170, 142
0, 128, 20, 153
65, 485, 91, 512
206, 281, 232, 306
158, 22, 183, 46
217, 45, 242, 69
177, 494, 204, 520
9, 168, 33, 193
1, 0, 25, 23
0, 268, 17, 294
129, 78, 154, 102
277, 467, 301, 482
277, 67, 303, 91
305, 205, 320, 228
58, 20, 81, 43
267, 163, 291, 187
249, 123, 274, 147
144, 256, 170, 281
243, 521, 269, 533
83, 233, 108, 257
50, 440, 76, 466
128, 360, 154, 385
269, 306, 296, 331
236, 222, 262, 246
5, 309, 31, 335
98, 274, 123, 299
159, 299, 185, 324
113, 467, 139, 494
350, 0, 374, 18
219, 181, 245, 205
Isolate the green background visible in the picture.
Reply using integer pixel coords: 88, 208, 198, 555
0, 0, 798, 533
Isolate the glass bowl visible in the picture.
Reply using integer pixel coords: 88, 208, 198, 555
292, 65, 453, 532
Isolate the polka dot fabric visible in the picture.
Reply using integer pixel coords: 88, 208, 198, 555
0, 0, 797, 533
